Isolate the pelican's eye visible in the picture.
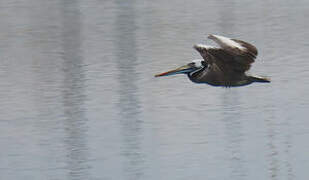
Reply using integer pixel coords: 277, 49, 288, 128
201, 61, 208, 67
191, 59, 203, 68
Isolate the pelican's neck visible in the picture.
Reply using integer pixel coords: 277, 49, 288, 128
187, 67, 206, 83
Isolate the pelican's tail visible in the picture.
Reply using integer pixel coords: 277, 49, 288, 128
249, 75, 271, 83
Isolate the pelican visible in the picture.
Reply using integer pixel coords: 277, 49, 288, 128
155, 34, 270, 87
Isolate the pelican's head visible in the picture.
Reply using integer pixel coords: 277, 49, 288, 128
155, 59, 206, 77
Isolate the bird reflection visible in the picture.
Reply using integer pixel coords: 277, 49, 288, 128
265, 111, 279, 180
265, 110, 295, 180
221, 91, 246, 179
284, 132, 294, 180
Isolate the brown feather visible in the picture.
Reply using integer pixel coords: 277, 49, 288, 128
189, 35, 269, 86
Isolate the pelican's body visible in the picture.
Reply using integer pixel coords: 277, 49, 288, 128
155, 34, 270, 87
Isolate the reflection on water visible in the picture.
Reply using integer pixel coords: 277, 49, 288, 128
265, 107, 279, 180
221, 91, 246, 180
61, 1, 89, 179
114, 1, 144, 180
266, 108, 295, 180
284, 127, 294, 180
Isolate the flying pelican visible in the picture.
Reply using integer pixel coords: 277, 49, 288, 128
155, 34, 270, 87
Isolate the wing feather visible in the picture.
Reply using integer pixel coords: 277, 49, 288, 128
194, 34, 259, 73
206, 34, 258, 72
207, 48, 252, 72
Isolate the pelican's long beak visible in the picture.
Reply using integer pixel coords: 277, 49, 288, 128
155, 64, 195, 77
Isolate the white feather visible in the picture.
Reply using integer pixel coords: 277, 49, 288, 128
192, 59, 203, 68
195, 44, 216, 50
210, 34, 245, 50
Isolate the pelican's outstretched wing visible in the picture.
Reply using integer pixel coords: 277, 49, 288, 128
208, 34, 257, 58
194, 34, 258, 73
192, 44, 218, 65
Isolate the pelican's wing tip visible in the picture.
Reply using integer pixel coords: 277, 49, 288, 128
193, 44, 215, 50
207, 34, 216, 39
212, 34, 245, 49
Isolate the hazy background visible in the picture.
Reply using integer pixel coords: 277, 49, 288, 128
1, 0, 309, 179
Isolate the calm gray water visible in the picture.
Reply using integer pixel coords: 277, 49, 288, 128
1, 0, 309, 180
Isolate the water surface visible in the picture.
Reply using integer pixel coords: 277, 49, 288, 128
1, 0, 309, 179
